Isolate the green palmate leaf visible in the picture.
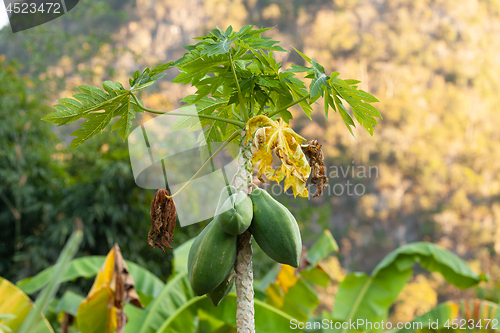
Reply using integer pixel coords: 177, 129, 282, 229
344, 79, 361, 85
182, 95, 229, 117
324, 87, 335, 119
329, 76, 382, 136
42, 82, 138, 149
395, 299, 500, 333
281, 74, 313, 118
309, 59, 328, 99
334, 95, 356, 137
17, 256, 165, 299
173, 53, 230, 86
292, 46, 312, 63
331, 242, 487, 333
46, 25, 382, 150
129, 63, 173, 89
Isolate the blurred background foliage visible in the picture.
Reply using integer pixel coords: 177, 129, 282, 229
2, 0, 500, 325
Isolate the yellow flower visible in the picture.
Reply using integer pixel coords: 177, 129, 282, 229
246, 116, 311, 197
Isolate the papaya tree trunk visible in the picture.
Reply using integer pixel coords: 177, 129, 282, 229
235, 230, 255, 332
231, 131, 256, 333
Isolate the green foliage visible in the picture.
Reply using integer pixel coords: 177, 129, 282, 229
0, 231, 82, 333
42, 70, 169, 149
0, 0, 131, 79
330, 242, 486, 333
2, 232, 489, 333
132, 272, 195, 333
156, 294, 297, 333
0, 58, 65, 280
0, 58, 198, 287
395, 299, 500, 333
17, 256, 165, 298
306, 230, 339, 267
0, 278, 54, 333
44, 25, 380, 150
18, 231, 82, 333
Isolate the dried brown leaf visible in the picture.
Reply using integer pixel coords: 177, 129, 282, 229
148, 189, 177, 251
302, 140, 328, 198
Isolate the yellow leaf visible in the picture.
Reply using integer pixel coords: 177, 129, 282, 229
0, 277, 54, 333
246, 116, 311, 197
77, 248, 117, 333
88, 246, 116, 297
265, 264, 300, 310
76, 244, 142, 333
77, 288, 116, 333
276, 265, 299, 293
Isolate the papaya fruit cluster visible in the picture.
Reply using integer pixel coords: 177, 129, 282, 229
188, 185, 302, 306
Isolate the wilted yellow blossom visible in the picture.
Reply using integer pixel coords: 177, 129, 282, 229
245, 115, 311, 197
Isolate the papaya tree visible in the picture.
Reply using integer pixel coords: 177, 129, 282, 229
42, 25, 382, 332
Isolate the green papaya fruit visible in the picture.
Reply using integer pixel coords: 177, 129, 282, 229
217, 192, 253, 235
249, 188, 302, 267
206, 271, 235, 307
187, 218, 237, 296
215, 185, 237, 215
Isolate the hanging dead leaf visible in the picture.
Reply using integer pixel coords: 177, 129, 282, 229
76, 244, 143, 333
246, 116, 311, 197
301, 140, 328, 198
148, 189, 177, 251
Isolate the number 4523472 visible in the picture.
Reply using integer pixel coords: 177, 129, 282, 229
444, 319, 498, 330
6, 2, 61, 14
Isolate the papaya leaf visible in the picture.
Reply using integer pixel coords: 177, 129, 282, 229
42, 82, 137, 149
129, 63, 173, 88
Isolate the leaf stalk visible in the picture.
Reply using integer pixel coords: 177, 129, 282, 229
130, 93, 245, 128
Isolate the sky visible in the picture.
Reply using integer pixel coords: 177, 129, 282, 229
0, 1, 9, 29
